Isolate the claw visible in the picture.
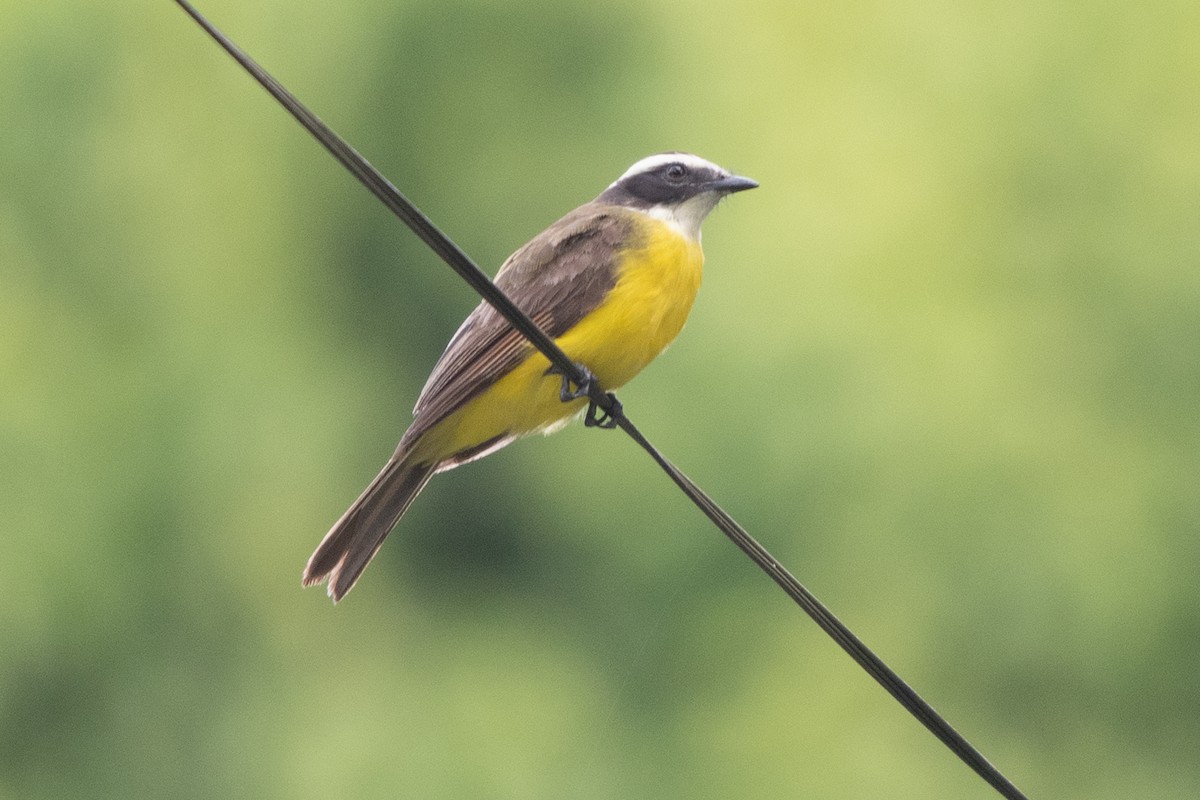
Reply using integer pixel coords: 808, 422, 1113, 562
546, 362, 622, 429
551, 363, 596, 403
584, 393, 622, 429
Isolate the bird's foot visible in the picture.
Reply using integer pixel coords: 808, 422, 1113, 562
546, 363, 622, 429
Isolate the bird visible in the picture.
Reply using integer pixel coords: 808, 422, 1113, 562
303, 152, 757, 601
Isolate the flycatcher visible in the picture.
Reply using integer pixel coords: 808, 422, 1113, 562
304, 152, 757, 601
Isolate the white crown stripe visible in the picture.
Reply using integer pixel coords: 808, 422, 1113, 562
611, 153, 727, 186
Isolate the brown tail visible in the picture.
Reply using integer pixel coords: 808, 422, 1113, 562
303, 457, 435, 602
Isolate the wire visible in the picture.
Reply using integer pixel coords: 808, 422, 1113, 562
171, 0, 603, 414
172, 3, 1030, 797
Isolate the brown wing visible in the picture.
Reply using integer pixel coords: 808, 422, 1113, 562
396, 204, 638, 455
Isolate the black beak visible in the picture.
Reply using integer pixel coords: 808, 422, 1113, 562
710, 174, 759, 194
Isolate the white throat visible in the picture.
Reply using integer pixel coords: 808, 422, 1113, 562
641, 192, 722, 241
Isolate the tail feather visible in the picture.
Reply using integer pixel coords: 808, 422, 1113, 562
303, 458, 435, 602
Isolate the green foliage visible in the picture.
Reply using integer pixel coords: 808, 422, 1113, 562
3, 0, 1198, 797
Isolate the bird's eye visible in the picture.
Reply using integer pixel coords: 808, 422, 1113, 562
664, 163, 688, 182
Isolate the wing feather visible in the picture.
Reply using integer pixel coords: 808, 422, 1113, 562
397, 204, 637, 454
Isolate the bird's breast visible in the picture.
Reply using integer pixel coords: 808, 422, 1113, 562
555, 217, 704, 390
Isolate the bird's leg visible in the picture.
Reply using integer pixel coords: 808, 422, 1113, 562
546, 363, 622, 429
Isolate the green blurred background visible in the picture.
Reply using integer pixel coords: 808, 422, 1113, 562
3, 0, 1198, 797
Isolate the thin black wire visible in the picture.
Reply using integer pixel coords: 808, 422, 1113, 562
171, 0, 598, 410
172, 3, 1029, 798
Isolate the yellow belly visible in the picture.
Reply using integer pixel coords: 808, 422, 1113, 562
411, 219, 704, 463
